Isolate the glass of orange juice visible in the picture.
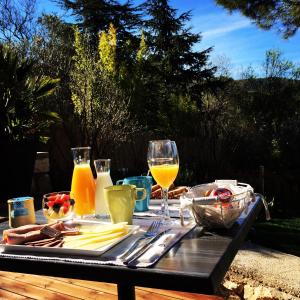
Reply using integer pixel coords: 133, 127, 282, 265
147, 140, 179, 221
71, 147, 95, 218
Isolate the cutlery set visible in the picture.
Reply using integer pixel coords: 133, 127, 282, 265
117, 219, 171, 265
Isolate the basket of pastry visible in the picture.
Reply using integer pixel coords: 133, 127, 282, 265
151, 184, 188, 199
180, 180, 254, 229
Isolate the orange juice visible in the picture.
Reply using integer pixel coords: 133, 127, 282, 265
150, 164, 179, 189
71, 164, 95, 216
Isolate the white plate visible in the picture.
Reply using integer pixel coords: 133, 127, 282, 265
1, 220, 139, 257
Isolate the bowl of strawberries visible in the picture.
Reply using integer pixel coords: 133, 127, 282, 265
43, 191, 75, 222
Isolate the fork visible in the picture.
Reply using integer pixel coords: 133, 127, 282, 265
118, 220, 162, 260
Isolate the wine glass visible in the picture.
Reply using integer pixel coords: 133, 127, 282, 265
147, 140, 179, 221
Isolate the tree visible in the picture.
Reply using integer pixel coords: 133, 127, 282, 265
98, 23, 117, 77
29, 15, 75, 115
56, 0, 141, 43
0, 0, 37, 43
132, 0, 216, 133
263, 49, 294, 78
214, 54, 232, 78
70, 27, 138, 156
57, 0, 143, 79
136, 30, 147, 63
0, 44, 60, 143
0, 44, 60, 200
231, 50, 300, 168
215, 0, 300, 38
143, 0, 216, 98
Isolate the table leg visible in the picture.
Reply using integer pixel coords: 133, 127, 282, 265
117, 283, 135, 300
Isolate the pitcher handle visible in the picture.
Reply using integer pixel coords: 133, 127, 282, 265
116, 180, 123, 185
135, 188, 146, 201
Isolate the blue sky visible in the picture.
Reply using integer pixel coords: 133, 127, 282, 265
38, 0, 300, 78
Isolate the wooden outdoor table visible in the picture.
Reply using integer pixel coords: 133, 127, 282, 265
0, 195, 263, 300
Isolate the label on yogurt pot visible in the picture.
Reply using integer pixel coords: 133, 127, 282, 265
12, 201, 29, 217
8, 197, 36, 228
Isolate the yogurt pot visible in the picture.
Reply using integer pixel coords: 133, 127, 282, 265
8, 196, 36, 228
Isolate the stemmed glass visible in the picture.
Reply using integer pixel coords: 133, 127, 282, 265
147, 140, 179, 221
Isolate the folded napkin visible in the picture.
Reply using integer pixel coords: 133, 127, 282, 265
126, 231, 183, 268
100, 221, 195, 267
134, 200, 191, 219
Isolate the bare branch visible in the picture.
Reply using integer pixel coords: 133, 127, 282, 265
0, 0, 37, 43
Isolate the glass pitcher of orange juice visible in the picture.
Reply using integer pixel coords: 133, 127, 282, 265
71, 147, 95, 217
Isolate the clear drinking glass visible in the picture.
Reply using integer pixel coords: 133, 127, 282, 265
71, 147, 95, 218
147, 140, 179, 221
42, 191, 75, 223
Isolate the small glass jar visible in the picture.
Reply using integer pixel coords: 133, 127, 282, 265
43, 191, 75, 223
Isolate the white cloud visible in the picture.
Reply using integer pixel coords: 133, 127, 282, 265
202, 19, 251, 38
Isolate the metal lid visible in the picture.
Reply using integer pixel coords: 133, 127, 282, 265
7, 196, 33, 203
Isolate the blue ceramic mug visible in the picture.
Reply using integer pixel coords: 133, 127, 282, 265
116, 176, 153, 212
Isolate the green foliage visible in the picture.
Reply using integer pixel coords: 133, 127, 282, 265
136, 31, 147, 63
144, 0, 216, 98
70, 27, 138, 156
215, 0, 300, 38
98, 24, 117, 77
214, 49, 300, 213
0, 44, 60, 143
71, 27, 93, 118
237, 50, 300, 161
253, 218, 300, 256
57, 0, 141, 43
124, 0, 217, 133
29, 14, 75, 121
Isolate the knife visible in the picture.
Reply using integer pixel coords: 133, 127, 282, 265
123, 228, 171, 265
128, 233, 179, 268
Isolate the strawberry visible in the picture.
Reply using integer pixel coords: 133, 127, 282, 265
61, 193, 70, 201
63, 205, 69, 214
63, 201, 70, 208
54, 197, 64, 205
47, 201, 55, 208
221, 202, 231, 208
48, 195, 57, 202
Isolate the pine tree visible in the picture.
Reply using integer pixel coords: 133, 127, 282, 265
58, 0, 142, 78
143, 0, 216, 101
57, 0, 141, 43
216, 0, 300, 39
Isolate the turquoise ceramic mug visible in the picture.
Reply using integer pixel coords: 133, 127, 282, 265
116, 176, 153, 212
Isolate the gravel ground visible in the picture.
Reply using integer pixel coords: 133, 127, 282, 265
220, 241, 300, 299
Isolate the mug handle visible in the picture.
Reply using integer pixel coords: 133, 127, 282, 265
116, 180, 123, 185
135, 188, 146, 201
